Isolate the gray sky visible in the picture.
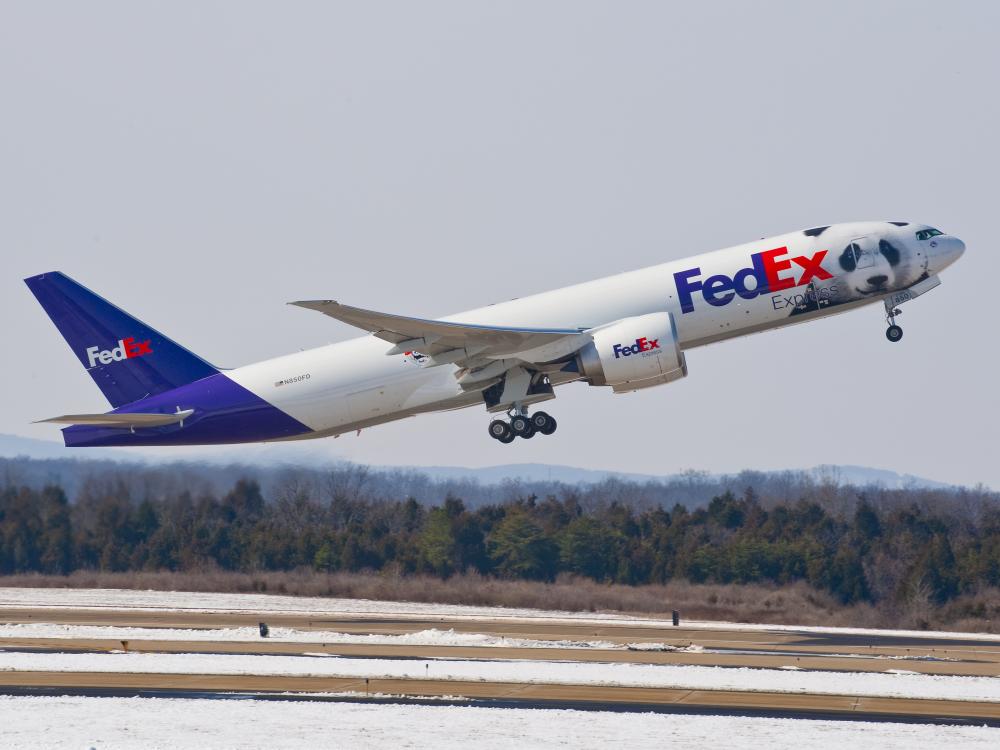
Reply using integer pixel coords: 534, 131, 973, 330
2, 1, 997, 486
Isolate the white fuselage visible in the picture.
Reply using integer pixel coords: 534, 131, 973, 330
226, 221, 964, 439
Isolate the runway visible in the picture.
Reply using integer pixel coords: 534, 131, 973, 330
2, 597, 999, 725
3, 606, 1000, 676
3, 672, 999, 725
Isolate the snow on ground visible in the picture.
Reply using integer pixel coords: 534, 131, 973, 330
0, 623, 964, 662
0, 623, 967, 664
3, 587, 1000, 643
628, 642, 705, 653
0, 695, 995, 750
0, 586, 643, 621
0, 623, 617, 650
0, 651, 997, 702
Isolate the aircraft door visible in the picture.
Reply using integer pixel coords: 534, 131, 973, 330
848, 236, 876, 271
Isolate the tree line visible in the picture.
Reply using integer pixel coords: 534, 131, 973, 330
5, 453, 989, 512
1, 477, 998, 610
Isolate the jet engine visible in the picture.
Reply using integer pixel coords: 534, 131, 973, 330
576, 312, 687, 393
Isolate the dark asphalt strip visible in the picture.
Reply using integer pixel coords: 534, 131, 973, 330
0, 685, 996, 728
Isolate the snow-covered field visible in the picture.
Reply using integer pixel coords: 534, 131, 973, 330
3, 586, 1000, 643
0, 585, 647, 620
1, 650, 997, 702
2, 587, 999, 747
0, 623, 619, 650
0, 695, 995, 750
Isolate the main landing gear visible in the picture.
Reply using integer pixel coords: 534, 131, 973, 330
488, 409, 557, 443
885, 305, 903, 343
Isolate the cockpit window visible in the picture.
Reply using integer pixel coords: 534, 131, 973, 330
916, 228, 943, 241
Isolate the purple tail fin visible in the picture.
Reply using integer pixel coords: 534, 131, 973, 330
24, 271, 218, 408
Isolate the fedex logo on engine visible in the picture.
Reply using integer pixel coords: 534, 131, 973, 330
673, 247, 832, 314
85, 337, 153, 367
613, 337, 660, 359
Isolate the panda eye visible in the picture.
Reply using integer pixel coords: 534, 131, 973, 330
839, 245, 858, 272
879, 239, 901, 266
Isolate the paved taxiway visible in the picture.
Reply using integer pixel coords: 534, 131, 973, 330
3, 672, 999, 725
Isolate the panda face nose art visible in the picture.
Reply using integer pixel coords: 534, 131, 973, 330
867, 275, 888, 288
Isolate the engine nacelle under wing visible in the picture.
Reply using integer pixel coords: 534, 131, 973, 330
577, 312, 687, 393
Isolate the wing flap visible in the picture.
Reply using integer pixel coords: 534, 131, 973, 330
290, 300, 584, 359
36, 410, 194, 428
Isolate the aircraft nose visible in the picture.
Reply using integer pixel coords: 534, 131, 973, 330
933, 235, 966, 270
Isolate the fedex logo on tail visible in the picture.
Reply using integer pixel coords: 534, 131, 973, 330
613, 337, 660, 359
85, 337, 153, 367
674, 247, 831, 314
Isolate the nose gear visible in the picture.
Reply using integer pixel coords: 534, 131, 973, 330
885, 303, 903, 343
879, 275, 942, 344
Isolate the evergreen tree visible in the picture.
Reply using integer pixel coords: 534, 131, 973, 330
487, 512, 557, 580
420, 507, 458, 576
558, 516, 619, 581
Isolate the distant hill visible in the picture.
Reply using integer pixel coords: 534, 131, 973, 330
0, 433, 130, 461
0, 432, 957, 491
407, 462, 954, 490
804, 464, 955, 491
410, 463, 658, 485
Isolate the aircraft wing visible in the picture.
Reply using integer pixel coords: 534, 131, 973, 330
290, 300, 588, 363
36, 410, 194, 428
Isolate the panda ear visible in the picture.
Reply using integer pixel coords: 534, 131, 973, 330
879, 239, 901, 266
838, 245, 857, 272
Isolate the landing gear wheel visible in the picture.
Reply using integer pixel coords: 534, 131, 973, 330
510, 415, 531, 437
488, 420, 512, 442
886, 325, 903, 343
531, 411, 557, 436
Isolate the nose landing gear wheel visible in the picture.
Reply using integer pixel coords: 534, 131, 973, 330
884, 303, 903, 343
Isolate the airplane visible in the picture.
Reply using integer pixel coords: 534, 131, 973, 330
25, 220, 964, 447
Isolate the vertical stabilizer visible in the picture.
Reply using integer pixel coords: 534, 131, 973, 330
24, 271, 218, 407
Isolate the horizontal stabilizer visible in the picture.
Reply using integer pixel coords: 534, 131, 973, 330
36, 410, 194, 428
290, 299, 583, 359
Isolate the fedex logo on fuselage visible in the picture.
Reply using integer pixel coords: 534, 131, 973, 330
673, 247, 832, 314
613, 337, 660, 359
85, 337, 152, 368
